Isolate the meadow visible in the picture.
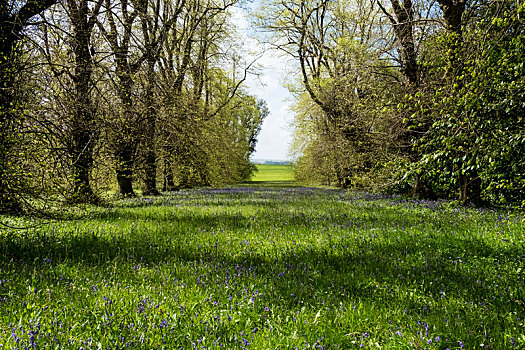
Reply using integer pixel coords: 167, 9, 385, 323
250, 164, 295, 183
0, 182, 524, 348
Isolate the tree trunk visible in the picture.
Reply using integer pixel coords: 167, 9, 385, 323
470, 174, 482, 205
458, 172, 482, 205
115, 88, 136, 198
162, 157, 177, 191
142, 61, 160, 196
458, 173, 467, 204
116, 146, 135, 197
387, 0, 419, 86
114, 68, 137, 197
143, 147, 159, 195
98, 0, 141, 198
439, 0, 465, 37
68, 0, 99, 203
114, 119, 137, 198
70, 126, 97, 202
438, 0, 466, 80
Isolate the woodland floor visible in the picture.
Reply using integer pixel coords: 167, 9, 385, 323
0, 175, 524, 348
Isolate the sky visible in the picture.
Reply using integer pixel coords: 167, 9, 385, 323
231, 6, 295, 161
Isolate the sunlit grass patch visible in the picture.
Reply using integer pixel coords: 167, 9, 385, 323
250, 164, 295, 182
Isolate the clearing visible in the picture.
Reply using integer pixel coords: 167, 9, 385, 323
0, 183, 524, 348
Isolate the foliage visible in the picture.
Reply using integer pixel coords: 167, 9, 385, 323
0, 0, 267, 211
0, 0, 59, 212
261, 0, 525, 206
258, 0, 424, 189
1, 0, 524, 212
410, 1, 525, 205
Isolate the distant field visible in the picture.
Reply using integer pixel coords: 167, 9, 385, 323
251, 164, 294, 182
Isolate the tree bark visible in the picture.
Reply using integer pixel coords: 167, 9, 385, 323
142, 145, 159, 195
439, 0, 465, 36
142, 62, 160, 196
98, 0, 142, 197
67, 0, 102, 203
458, 172, 481, 205
392, 0, 418, 85
116, 145, 135, 197
377, 0, 419, 86
70, 124, 96, 202
114, 72, 137, 198
438, 0, 466, 80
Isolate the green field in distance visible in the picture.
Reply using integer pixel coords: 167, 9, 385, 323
250, 164, 294, 182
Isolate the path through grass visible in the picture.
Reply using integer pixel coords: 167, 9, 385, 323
0, 187, 524, 349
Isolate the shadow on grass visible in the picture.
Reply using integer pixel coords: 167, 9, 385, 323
242, 180, 298, 188
0, 186, 522, 348
85, 195, 458, 236
1, 203, 521, 299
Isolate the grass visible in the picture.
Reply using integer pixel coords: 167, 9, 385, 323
250, 164, 295, 183
0, 187, 524, 349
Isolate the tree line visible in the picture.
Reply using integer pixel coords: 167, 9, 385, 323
259, 0, 524, 206
1, 0, 268, 213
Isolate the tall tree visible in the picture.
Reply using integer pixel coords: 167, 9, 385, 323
258, 0, 403, 186
376, 0, 418, 86
410, 0, 524, 205
66, 0, 104, 202
157, 0, 202, 191
438, 0, 471, 202
0, 0, 58, 212
136, 0, 184, 195
97, 0, 145, 197
157, 0, 239, 190
32, 0, 104, 203
438, 0, 465, 79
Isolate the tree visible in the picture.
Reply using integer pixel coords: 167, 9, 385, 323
97, 0, 146, 197
0, 0, 269, 211
156, 0, 211, 190
134, 0, 186, 195
156, 0, 258, 189
26, 0, 104, 204
376, 0, 420, 86
1, 0, 58, 212
411, 0, 525, 205
65, 0, 104, 202
258, 0, 408, 186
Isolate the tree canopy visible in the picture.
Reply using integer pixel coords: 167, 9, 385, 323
260, 0, 524, 206
0, 0, 267, 212
1, 0, 524, 213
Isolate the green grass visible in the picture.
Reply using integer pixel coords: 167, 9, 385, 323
250, 164, 295, 183
1, 187, 524, 349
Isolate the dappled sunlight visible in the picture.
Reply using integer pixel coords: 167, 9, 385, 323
1, 187, 523, 348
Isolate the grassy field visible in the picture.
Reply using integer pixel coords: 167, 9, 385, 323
1, 187, 524, 349
250, 164, 295, 183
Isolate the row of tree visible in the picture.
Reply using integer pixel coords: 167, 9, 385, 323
1, 0, 268, 213
259, 0, 524, 205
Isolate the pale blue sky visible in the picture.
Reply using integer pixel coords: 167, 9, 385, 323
232, 6, 294, 161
